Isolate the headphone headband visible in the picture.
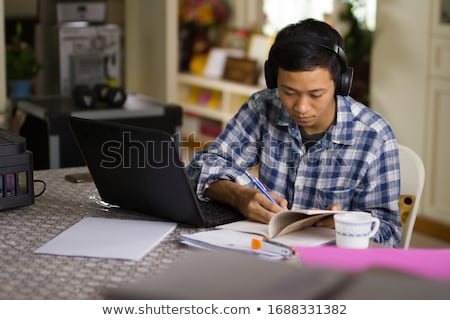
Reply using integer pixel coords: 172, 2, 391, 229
265, 33, 354, 96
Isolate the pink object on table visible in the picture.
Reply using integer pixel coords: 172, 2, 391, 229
295, 246, 450, 281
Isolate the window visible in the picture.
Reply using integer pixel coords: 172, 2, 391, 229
262, 0, 376, 36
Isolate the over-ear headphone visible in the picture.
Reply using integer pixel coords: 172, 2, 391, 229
72, 83, 127, 109
264, 34, 354, 96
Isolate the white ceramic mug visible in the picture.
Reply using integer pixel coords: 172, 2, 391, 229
333, 212, 380, 249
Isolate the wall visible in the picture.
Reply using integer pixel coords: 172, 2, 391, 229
124, 0, 178, 102
370, 0, 429, 158
371, 0, 450, 229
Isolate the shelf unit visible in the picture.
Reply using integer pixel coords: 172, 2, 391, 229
176, 72, 264, 144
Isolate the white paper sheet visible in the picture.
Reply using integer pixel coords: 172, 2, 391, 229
34, 217, 177, 261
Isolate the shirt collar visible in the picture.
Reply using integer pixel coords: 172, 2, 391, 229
277, 107, 291, 126
273, 90, 290, 126
331, 96, 354, 145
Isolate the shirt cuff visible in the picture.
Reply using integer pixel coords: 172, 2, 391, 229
196, 170, 252, 201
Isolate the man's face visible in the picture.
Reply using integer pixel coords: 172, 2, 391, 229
277, 67, 336, 135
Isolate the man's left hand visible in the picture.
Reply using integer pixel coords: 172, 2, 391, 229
314, 203, 342, 228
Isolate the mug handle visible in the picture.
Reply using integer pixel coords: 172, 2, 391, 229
368, 217, 380, 237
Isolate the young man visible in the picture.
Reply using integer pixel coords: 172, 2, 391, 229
186, 19, 401, 247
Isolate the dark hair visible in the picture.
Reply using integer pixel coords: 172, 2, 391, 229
268, 18, 346, 87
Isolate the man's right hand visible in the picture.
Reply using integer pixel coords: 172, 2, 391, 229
205, 180, 288, 224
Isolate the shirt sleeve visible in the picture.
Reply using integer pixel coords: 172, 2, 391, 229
186, 98, 266, 201
359, 138, 402, 247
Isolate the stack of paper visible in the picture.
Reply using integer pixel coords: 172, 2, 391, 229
180, 225, 336, 259
180, 229, 284, 259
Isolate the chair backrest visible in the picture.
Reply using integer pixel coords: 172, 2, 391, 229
398, 144, 425, 249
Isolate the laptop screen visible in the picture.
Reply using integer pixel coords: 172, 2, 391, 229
69, 116, 206, 227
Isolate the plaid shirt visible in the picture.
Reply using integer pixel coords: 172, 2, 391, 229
187, 89, 401, 247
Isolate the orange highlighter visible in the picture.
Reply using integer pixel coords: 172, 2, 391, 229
251, 238, 295, 257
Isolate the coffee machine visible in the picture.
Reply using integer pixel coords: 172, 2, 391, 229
35, 1, 122, 96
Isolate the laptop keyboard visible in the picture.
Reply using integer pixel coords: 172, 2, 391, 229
197, 201, 244, 227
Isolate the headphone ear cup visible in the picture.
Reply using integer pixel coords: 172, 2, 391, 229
106, 87, 127, 108
264, 60, 277, 89
72, 85, 96, 108
336, 67, 354, 96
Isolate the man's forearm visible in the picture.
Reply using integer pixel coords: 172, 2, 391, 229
204, 180, 247, 209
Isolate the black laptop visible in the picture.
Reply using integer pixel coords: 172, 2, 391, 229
69, 116, 243, 227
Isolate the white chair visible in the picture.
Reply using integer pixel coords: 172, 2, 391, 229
398, 144, 425, 249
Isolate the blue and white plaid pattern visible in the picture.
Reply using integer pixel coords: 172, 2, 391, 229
187, 89, 401, 247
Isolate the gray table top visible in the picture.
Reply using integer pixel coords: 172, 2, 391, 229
0, 167, 204, 299
3, 168, 449, 301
